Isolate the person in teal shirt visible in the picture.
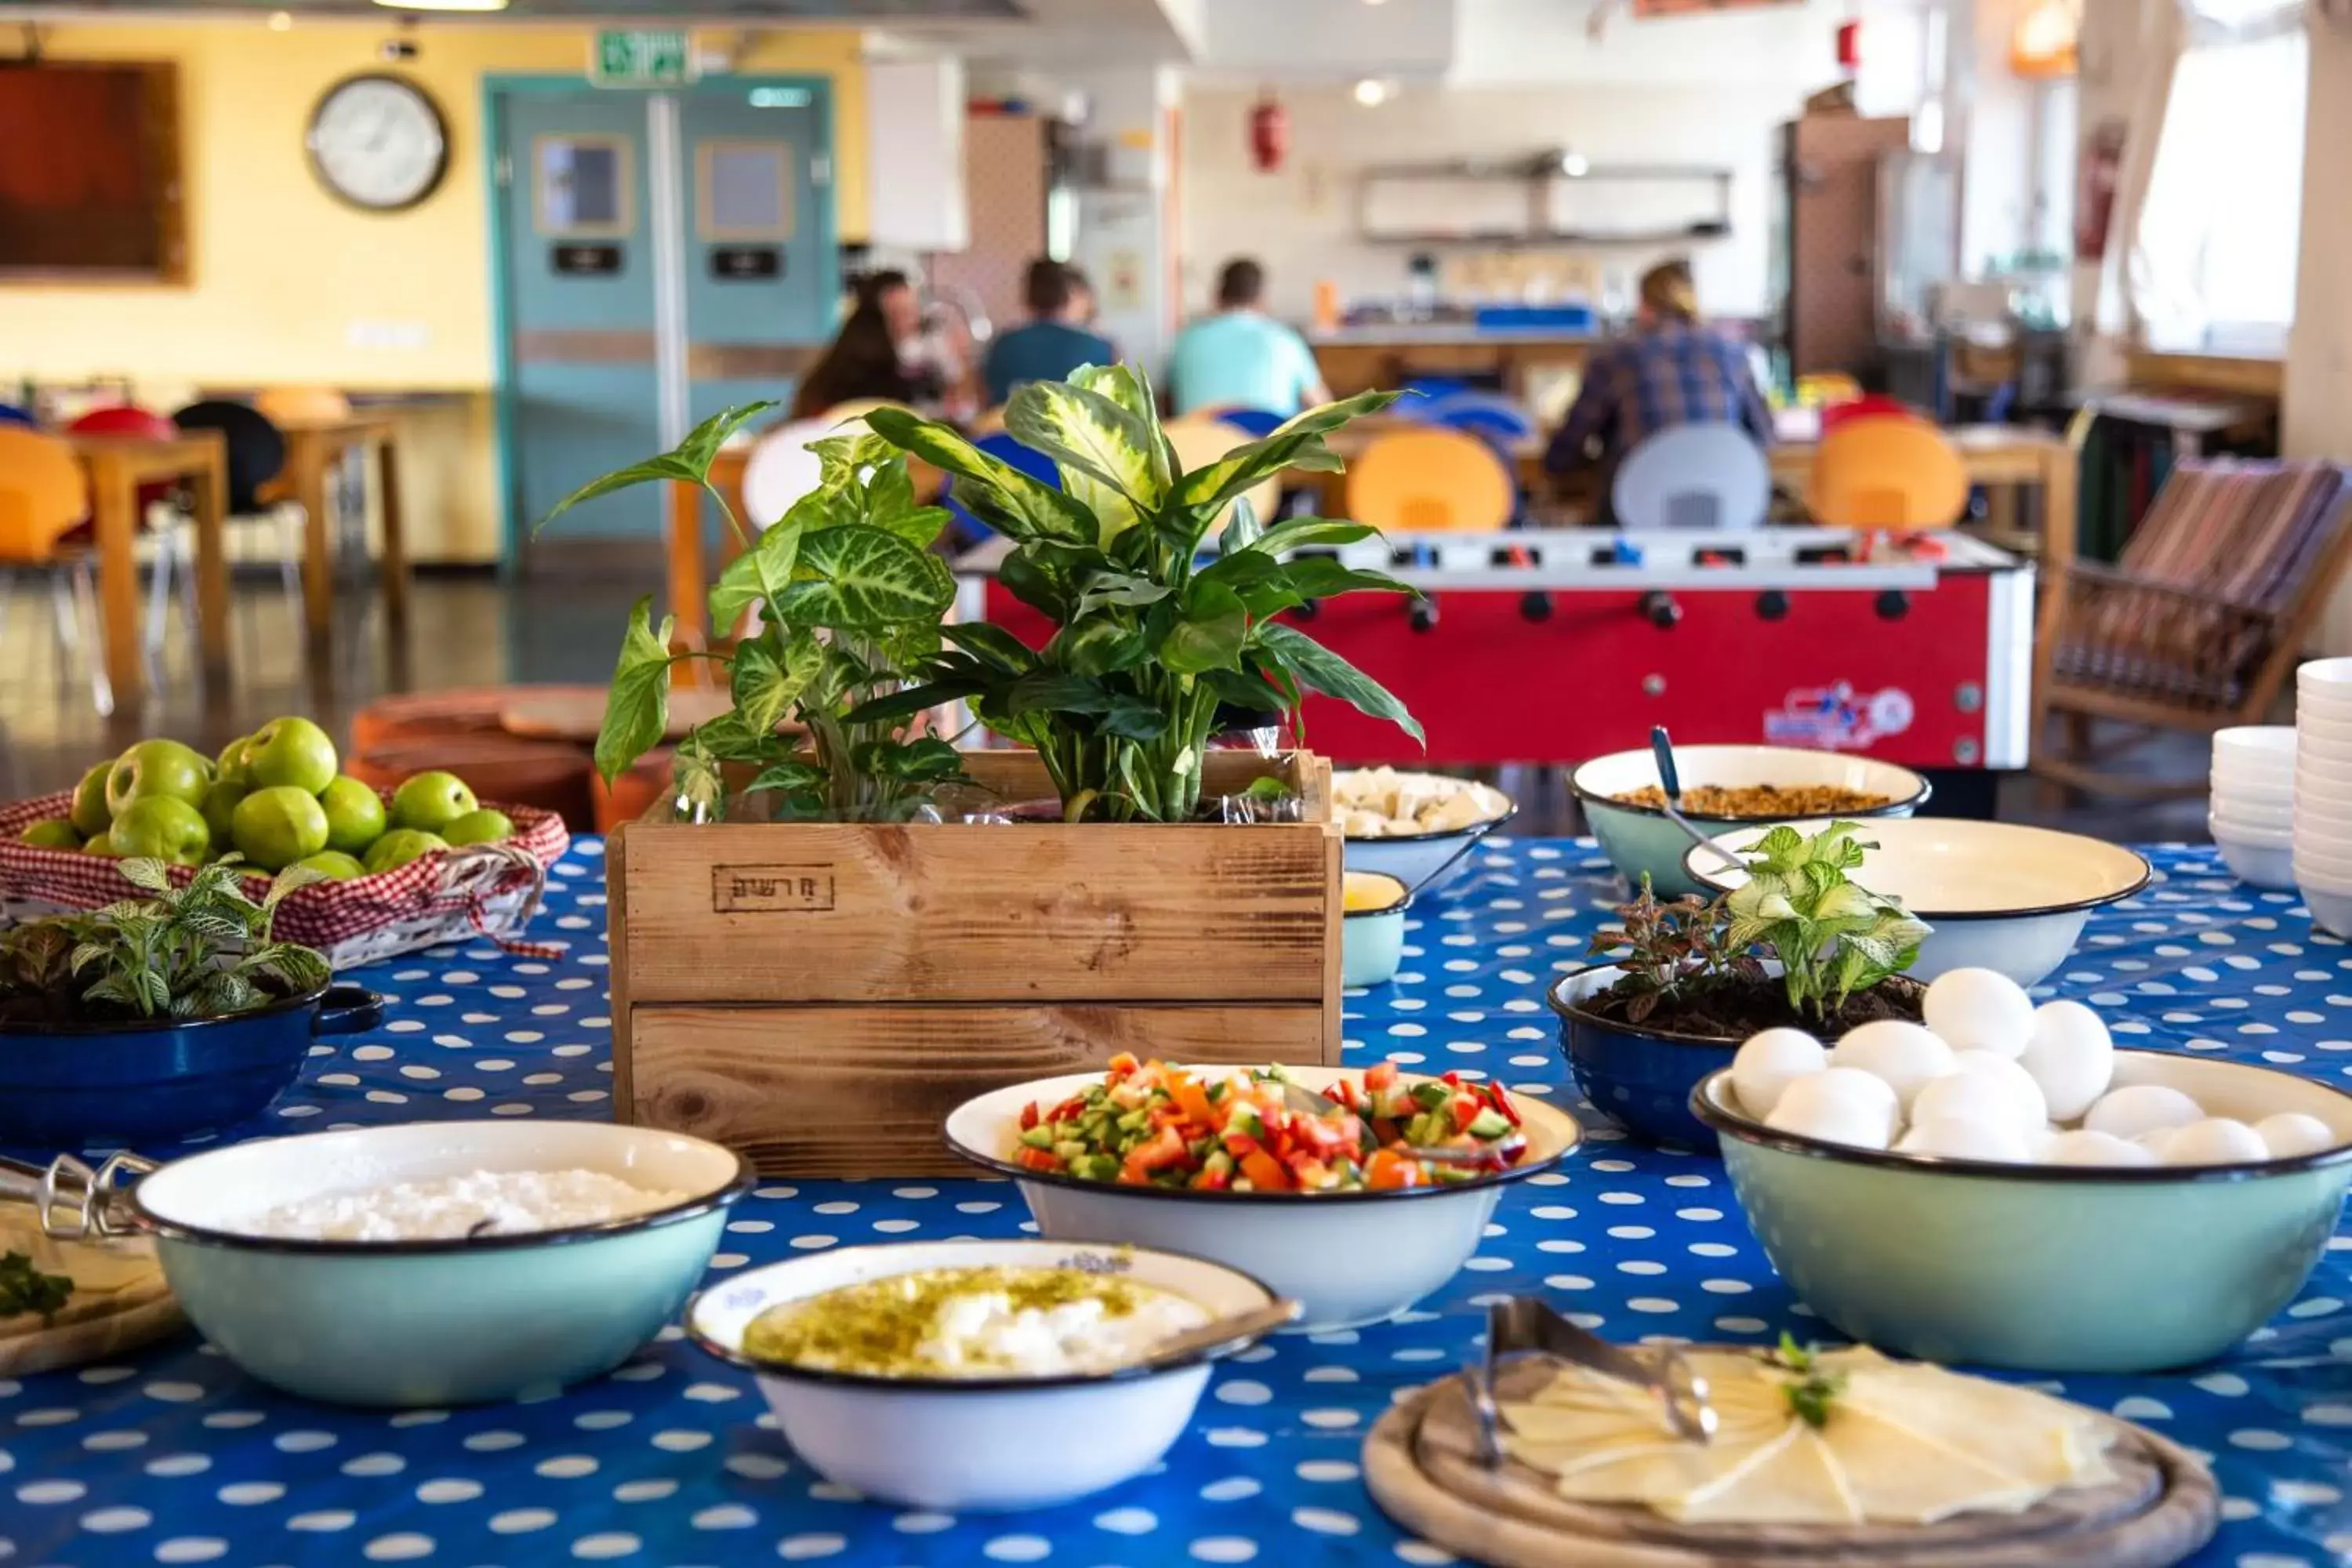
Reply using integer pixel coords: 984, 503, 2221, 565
982, 260, 1117, 407
1167, 257, 1332, 417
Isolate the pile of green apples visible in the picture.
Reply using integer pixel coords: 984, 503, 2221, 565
18, 717, 514, 880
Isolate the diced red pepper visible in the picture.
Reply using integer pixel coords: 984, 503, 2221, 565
1449, 1091, 1486, 1131
1240, 1149, 1291, 1191
1120, 1124, 1190, 1182
1329, 1077, 1359, 1110
1365, 1062, 1399, 1093
1016, 1147, 1065, 1173
1485, 1082, 1521, 1126
1172, 1078, 1218, 1130
1192, 1165, 1232, 1192
1222, 1130, 1264, 1160
1019, 1102, 1041, 1132
1107, 1053, 1140, 1077
1366, 1149, 1421, 1190
1442, 1071, 1463, 1087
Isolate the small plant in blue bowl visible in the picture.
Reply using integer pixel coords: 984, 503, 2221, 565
0, 858, 381, 1144
1548, 824, 1930, 1149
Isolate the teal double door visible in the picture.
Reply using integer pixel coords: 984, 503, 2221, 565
492, 80, 836, 554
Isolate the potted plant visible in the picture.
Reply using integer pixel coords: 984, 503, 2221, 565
547, 367, 1429, 1176
0, 859, 383, 1143
1547, 822, 1930, 1149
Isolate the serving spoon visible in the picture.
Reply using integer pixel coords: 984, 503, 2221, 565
1649, 725, 1744, 876
1138, 1298, 1303, 1370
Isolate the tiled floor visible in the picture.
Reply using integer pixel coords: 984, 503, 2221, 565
0, 572, 2217, 841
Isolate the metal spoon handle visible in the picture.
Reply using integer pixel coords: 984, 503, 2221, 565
1141, 1298, 1301, 1370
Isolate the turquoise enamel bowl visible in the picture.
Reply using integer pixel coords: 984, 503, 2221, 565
1341, 873, 1413, 989
119, 1121, 753, 1406
1692, 1051, 2352, 1373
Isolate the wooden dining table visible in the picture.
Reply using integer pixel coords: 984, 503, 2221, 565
268, 410, 412, 645
59, 429, 232, 697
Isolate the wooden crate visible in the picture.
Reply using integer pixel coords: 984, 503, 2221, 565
606, 750, 1342, 1176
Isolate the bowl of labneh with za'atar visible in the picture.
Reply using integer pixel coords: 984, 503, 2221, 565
688, 1238, 1284, 1512
943, 1059, 1581, 1330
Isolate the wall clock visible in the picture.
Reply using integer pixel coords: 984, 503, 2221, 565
307, 73, 450, 212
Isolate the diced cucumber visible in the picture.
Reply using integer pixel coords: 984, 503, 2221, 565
1054, 1140, 1088, 1164
1019, 1126, 1056, 1150
1077, 1154, 1121, 1182
1202, 1148, 1236, 1178
1410, 1082, 1452, 1112
1465, 1107, 1513, 1139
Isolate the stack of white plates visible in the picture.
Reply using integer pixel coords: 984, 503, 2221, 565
2296, 659, 2352, 935
2211, 725, 2296, 887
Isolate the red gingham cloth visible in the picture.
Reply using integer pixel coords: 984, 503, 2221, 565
0, 789, 570, 954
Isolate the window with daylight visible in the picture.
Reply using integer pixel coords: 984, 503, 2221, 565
2132, 22, 2308, 354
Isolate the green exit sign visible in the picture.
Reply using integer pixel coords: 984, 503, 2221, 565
592, 29, 695, 87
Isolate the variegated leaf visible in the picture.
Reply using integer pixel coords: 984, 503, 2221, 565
1005, 379, 1167, 546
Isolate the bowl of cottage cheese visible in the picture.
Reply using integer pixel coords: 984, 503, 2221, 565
102, 1120, 751, 1406
689, 1239, 1281, 1511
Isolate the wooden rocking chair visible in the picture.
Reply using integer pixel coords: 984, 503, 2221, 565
2034, 459, 2352, 798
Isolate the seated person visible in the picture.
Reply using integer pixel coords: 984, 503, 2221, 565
982, 260, 1117, 405
1167, 257, 1331, 418
790, 270, 938, 419
1544, 260, 1773, 519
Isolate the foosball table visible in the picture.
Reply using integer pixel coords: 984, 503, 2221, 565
953, 528, 2034, 773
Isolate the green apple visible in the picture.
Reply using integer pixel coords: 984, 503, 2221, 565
18, 819, 82, 851
245, 716, 339, 796
318, 776, 388, 856
231, 786, 330, 872
106, 739, 212, 816
363, 829, 448, 875
70, 761, 114, 838
199, 780, 249, 846
441, 808, 514, 848
294, 850, 365, 880
111, 795, 212, 866
216, 735, 256, 789
390, 771, 477, 833
82, 835, 127, 858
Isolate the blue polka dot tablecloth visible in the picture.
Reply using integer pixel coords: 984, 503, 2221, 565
9, 836, 2352, 1568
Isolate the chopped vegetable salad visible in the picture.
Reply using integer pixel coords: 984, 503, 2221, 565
1014, 1058, 1530, 1193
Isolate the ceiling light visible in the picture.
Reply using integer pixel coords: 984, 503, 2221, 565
1352, 78, 1391, 107
1560, 150, 1590, 177
267, 9, 292, 27
372, 0, 510, 11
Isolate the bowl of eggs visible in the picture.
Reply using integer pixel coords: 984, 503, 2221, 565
1342, 870, 1412, 988
1691, 968, 2352, 1373
1333, 768, 1515, 893
1685, 818, 2151, 987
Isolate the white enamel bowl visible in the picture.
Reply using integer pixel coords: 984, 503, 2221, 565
1571, 746, 1929, 898
2214, 724, 2297, 766
945, 1066, 1581, 1330
1685, 818, 2151, 987
688, 1239, 1278, 1511
2212, 822, 2296, 890
102, 1121, 751, 1406
1341, 797, 1519, 894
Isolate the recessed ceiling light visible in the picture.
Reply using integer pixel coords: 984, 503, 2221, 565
267, 9, 292, 27
1353, 78, 1391, 106
1561, 150, 1591, 177
372, 0, 509, 11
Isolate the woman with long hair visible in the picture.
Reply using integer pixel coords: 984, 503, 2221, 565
789, 270, 935, 419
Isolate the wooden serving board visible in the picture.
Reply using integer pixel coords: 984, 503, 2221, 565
1363, 1363, 2218, 1568
0, 1229, 186, 1377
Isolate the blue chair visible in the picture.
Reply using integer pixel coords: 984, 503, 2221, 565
946, 431, 1062, 543
0, 402, 36, 428
1611, 423, 1771, 532
1211, 408, 1287, 438
1418, 391, 1537, 448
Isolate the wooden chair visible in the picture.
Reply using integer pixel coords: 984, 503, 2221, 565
2034, 459, 2352, 798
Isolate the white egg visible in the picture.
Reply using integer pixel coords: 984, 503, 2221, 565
2161, 1117, 2270, 1167
1731, 1027, 1828, 1120
2042, 1129, 2159, 1167
1895, 1114, 2029, 1162
2254, 1111, 2340, 1160
1828, 1021, 1955, 1113
2083, 1083, 2205, 1142
1914, 1050, 2048, 1132
2019, 1000, 2114, 1123
1765, 1068, 1899, 1149
1922, 968, 2038, 1058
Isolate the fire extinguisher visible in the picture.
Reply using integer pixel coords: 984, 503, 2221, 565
1835, 16, 1862, 72
1249, 93, 1287, 174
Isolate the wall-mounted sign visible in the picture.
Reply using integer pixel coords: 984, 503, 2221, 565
710, 245, 782, 281
592, 29, 695, 88
551, 242, 624, 276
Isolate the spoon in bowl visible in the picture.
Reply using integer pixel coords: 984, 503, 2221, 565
1649, 726, 1744, 876
1138, 1298, 1303, 1370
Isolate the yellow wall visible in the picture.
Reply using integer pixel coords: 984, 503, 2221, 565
1, 22, 867, 561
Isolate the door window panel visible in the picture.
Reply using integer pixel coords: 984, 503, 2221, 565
698, 139, 794, 240
535, 135, 632, 236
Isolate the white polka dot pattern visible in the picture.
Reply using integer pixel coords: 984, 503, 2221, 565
4, 840, 2346, 1566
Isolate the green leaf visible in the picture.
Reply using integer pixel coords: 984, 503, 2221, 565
1051, 617, 1150, 677
843, 677, 990, 726
731, 638, 792, 735
1070, 364, 1179, 496
708, 514, 805, 631
678, 401, 786, 476
743, 759, 826, 797
116, 859, 172, 894
1171, 390, 1401, 520
780, 528, 956, 629
1007, 671, 1117, 717
537, 401, 781, 535
1006, 378, 1167, 545
1203, 666, 1290, 712
1159, 582, 1249, 675
942, 622, 1039, 675
595, 595, 677, 785
864, 408, 1094, 543
998, 548, 1073, 620
853, 736, 966, 783
1254, 622, 1425, 743
1096, 695, 1171, 740
1219, 495, 1266, 555
1272, 557, 1419, 604
1074, 572, 1171, 615
1245, 517, 1380, 557
872, 505, 953, 550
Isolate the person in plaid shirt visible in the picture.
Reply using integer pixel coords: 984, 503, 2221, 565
1543, 260, 1774, 521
